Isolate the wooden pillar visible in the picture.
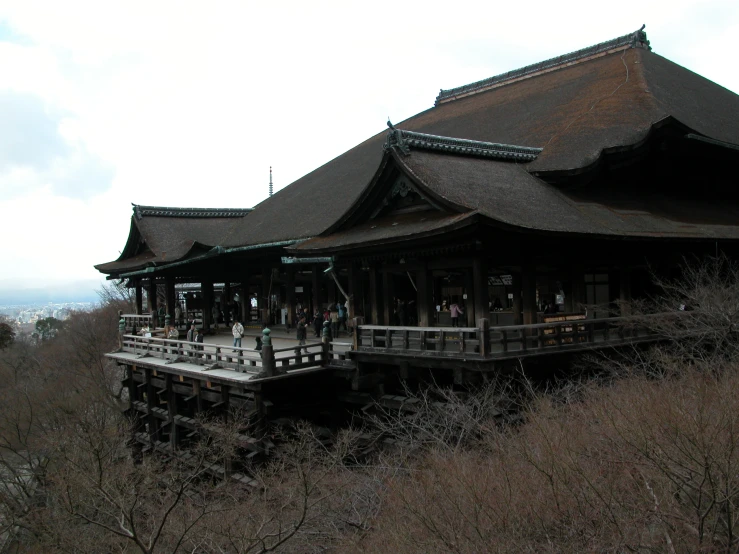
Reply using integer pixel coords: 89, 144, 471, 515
312, 265, 321, 314
224, 282, 232, 320
620, 265, 632, 316
241, 273, 251, 324
369, 265, 381, 325
165, 277, 176, 320
473, 257, 490, 324
512, 271, 523, 325
135, 280, 143, 315
570, 265, 586, 313
382, 269, 394, 325
464, 270, 475, 327
202, 280, 214, 331
285, 267, 295, 328
417, 264, 434, 327
348, 264, 361, 318
147, 279, 158, 326
522, 263, 537, 325
145, 368, 159, 446
166, 374, 179, 449
261, 267, 271, 325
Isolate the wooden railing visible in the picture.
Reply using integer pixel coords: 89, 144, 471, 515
120, 332, 328, 376
357, 314, 669, 359
357, 325, 483, 357
122, 314, 153, 333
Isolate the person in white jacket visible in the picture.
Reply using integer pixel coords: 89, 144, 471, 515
232, 320, 244, 351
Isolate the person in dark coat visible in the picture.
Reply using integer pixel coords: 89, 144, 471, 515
295, 317, 308, 353
313, 310, 324, 337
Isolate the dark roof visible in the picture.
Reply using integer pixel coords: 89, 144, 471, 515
435, 26, 651, 105
293, 210, 476, 253
221, 35, 739, 248
95, 205, 251, 275
98, 30, 739, 274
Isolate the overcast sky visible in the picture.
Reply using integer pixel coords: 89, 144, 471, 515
1, 0, 737, 296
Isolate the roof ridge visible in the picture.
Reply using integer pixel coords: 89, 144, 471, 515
435, 26, 651, 106
133, 205, 253, 220
384, 125, 542, 161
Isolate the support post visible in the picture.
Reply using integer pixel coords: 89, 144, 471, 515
135, 280, 143, 315
417, 265, 434, 327
165, 277, 176, 322
522, 263, 537, 326
261, 267, 271, 325
512, 270, 523, 325
166, 374, 179, 449
348, 264, 361, 319
382, 269, 394, 325
241, 274, 251, 324
464, 270, 475, 327
224, 282, 232, 323
620, 265, 632, 316
369, 264, 381, 325
147, 279, 158, 327
312, 265, 321, 314
570, 264, 586, 313
202, 280, 214, 331
478, 318, 490, 357
285, 267, 295, 329
473, 256, 490, 324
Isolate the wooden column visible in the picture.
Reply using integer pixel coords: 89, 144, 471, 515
620, 265, 632, 316
224, 282, 232, 321
369, 265, 381, 325
165, 277, 176, 320
285, 267, 295, 328
570, 264, 586, 313
464, 270, 475, 327
472, 257, 490, 324
522, 263, 537, 325
261, 267, 271, 325
312, 265, 321, 314
416, 265, 434, 327
145, 368, 159, 447
147, 279, 158, 326
512, 270, 523, 325
166, 374, 179, 449
348, 264, 361, 318
382, 269, 394, 325
202, 280, 214, 331
241, 272, 251, 324
135, 280, 143, 315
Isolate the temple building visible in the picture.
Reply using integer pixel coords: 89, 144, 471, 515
96, 27, 739, 333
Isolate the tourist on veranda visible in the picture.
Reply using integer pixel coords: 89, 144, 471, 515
174, 304, 182, 326
330, 306, 340, 338
232, 319, 244, 351
338, 302, 347, 332
313, 309, 323, 337
195, 329, 204, 359
450, 301, 463, 327
295, 316, 308, 354
186, 323, 196, 356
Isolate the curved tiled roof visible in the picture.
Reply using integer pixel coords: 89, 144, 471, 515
220, 42, 739, 249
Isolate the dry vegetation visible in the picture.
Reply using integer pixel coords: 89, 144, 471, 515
0, 258, 738, 553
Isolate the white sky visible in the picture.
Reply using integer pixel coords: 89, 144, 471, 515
0, 0, 737, 293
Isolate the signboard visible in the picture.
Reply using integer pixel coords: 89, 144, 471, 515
541, 313, 587, 345
488, 275, 513, 286
295, 286, 304, 293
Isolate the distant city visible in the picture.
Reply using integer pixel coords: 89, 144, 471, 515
0, 301, 94, 334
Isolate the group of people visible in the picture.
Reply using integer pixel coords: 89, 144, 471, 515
293, 303, 350, 339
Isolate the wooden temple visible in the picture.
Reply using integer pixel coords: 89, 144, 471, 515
97, 27, 739, 458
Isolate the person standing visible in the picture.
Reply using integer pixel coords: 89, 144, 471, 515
186, 323, 196, 356
174, 304, 182, 327
232, 319, 244, 351
195, 329, 204, 359
118, 311, 126, 351
450, 301, 463, 327
295, 316, 308, 353
330, 306, 339, 339
338, 302, 347, 332
312, 309, 323, 338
